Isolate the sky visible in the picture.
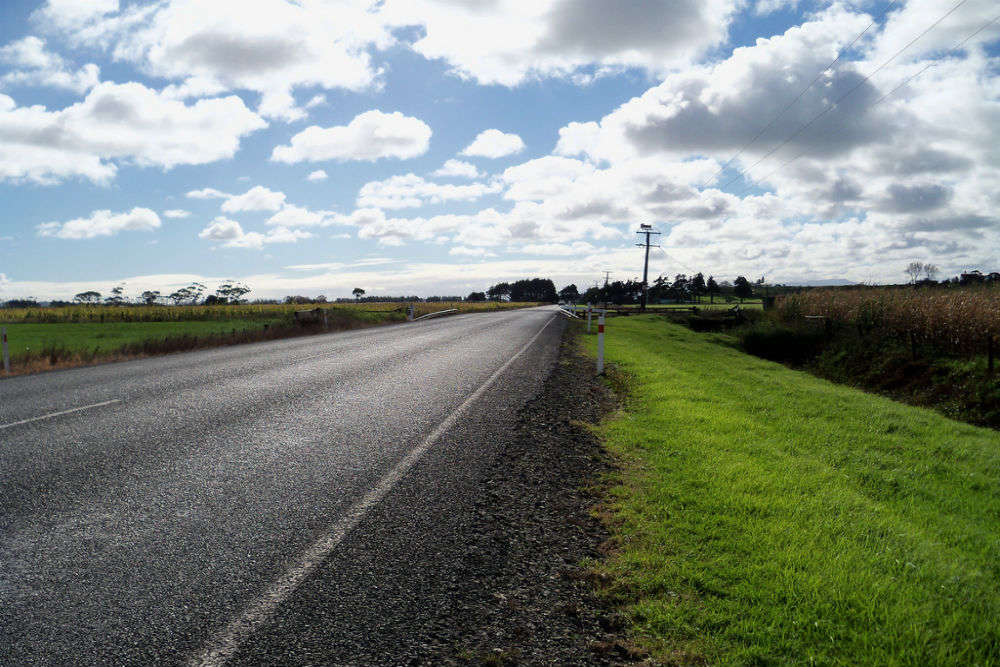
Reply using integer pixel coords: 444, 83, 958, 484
0, 0, 997, 301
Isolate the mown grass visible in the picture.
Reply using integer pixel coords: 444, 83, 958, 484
582, 315, 1000, 666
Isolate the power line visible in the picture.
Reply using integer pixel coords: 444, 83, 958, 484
700, 4, 893, 190
716, 0, 970, 193
732, 11, 1000, 198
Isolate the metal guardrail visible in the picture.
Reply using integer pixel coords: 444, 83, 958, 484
413, 308, 459, 321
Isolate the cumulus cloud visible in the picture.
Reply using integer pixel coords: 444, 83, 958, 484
36, 207, 160, 239
381, 0, 739, 86
432, 159, 480, 179
0, 82, 265, 185
220, 185, 286, 213
186, 188, 229, 199
461, 129, 525, 158
163, 209, 190, 218
266, 204, 338, 228
357, 174, 501, 209
271, 110, 432, 163
306, 169, 328, 181
33, 0, 394, 121
198, 216, 311, 249
0, 36, 100, 93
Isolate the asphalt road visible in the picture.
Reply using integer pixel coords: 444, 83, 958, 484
0, 306, 564, 666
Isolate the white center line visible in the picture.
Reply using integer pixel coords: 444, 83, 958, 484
0, 399, 122, 431
189, 313, 556, 667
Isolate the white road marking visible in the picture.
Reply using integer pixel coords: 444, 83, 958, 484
0, 399, 121, 431
189, 314, 556, 667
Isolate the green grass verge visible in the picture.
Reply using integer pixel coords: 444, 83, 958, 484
582, 316, 1000, 666
1, 320, 285, 358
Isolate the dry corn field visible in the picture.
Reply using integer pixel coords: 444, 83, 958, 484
776, 286, 1000, 356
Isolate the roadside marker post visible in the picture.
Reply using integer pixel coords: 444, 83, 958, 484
406, 304, 415, 321
587, 304, 592, 333
596, 313, 605, 375
2, 327, 9, 375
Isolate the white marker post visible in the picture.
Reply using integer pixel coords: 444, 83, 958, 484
596, 313, 605, 375
1, 326, 9, 375
407, 304, 415, 321
587, 304, 592, 333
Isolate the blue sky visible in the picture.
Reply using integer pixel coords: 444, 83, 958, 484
0, 0, 997, 301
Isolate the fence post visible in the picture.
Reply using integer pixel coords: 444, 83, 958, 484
984, 336, 996, 375
597, 313, 605, 375
2, 326, 9, 375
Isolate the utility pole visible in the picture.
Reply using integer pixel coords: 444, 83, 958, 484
636, 224, 661, 312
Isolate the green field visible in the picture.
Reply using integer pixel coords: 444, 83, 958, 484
582, 316, 1000, 665
1, 319, 285, 357
0, 301, 540, 374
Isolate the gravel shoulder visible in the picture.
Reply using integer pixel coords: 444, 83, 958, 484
227, 320, 641, 665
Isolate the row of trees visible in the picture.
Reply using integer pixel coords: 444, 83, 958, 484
566, 273, 758, 306
69, 281, 253, 306
905, 262, 1000, 286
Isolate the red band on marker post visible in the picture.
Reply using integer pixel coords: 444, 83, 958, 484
598, 324, 604, 333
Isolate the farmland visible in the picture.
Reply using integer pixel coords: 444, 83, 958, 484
583, 316, 1000, 665
0, 301, 538, 375
775, 284, 1000, 358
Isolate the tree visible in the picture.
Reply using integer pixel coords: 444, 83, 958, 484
168, 287, 192, 306
74, 290, 101, 304
140, 290, 161, 306
923, 264, 939, 282
466, 291, 486, 302
558, 284, 580, 303
215, 281, 251, 304
706, 276, 720, 304
352, 287, 365, 301
487, 282, 511, 302
733, 276, 753, 302
691, 273, 706, 301
905, 262, 924, 283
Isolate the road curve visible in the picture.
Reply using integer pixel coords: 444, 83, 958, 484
0, 306, 564, 665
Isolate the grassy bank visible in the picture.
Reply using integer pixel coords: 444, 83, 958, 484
582, 316, 1000, 665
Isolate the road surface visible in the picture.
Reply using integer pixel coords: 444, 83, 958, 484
0, 306, 563, 665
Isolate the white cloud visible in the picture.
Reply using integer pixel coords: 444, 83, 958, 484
0, 82, 266, 185
432, 159, 481, 179
34, 0, 393, 122
198, 216, 312, 249
305, 94, 326, 110
266, 204, 338, 228
37, 207, 160, 239
186, 188, 229, 200
271, 110, 432, 163
306, 169, 328, 181
357, 173, 501, 209
461, 129, 525, 158
381, 0, 739, 87
220, 185, 286, 213
163, 209, 190, 218
449, 246, 496, 258
0, 36, 100, 93
31, 0, 120, 33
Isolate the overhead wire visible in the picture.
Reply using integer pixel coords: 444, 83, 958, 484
699, 2, 895, 190
715, 0, 970, 193
731, 10, 1000, 199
